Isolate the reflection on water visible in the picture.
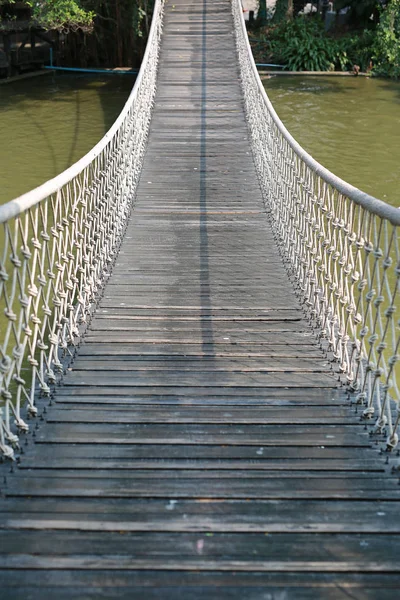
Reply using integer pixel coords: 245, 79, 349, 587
264, 75, 400, 207
0, 73, 133, 204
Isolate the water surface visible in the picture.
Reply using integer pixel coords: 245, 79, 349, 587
264, 75, 400, 206
0, 73, 133, 204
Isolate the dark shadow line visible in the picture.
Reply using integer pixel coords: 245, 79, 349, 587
200, 0, 214, 355
65, 86, 81, 169
19, 102, 59, 177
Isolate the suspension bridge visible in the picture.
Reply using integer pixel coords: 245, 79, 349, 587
0, 0, 400, 597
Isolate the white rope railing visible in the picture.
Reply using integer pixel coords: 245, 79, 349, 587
233, 0, 400, 451
0, 0, 165, 459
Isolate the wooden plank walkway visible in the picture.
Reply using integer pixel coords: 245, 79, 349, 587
1, 0, 400, 597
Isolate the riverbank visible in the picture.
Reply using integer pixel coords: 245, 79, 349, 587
0, 69, 52, 86
260, 70, 371, 77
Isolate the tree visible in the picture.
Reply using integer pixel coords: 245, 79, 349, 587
257, 0, 268, 26
27, 0, 95, 32
373, 0, 400, 76
1, 1, 155, 69
272, 0, 295, 23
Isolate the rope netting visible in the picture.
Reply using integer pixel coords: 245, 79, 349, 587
0, 1, 165, 459
233, 0, 400, 451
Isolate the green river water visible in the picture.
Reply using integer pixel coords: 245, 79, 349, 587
1, 73, 399, 206
264, 75, 400, 207
0, 72, 133, 205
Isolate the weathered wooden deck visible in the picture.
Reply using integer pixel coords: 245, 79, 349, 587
1, 0, 400, 597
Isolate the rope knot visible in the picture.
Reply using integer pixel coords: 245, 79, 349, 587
356, 392, 367, 404
383, 257, 392, 269
15, 418, 29, 433
10, 255, 21, 268
386, 432, 399, 451
375, 414, 387, 432
4, 309, 17, 322
365, 290, 375, 302
385, 306, 396, 317
362, 406, 374, 419
31, 238, 42, 251
0, 356, 12, 374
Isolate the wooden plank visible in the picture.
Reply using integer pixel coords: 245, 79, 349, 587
18, 459, 384, 473
70, 357, 331, 373
77, 345, 325, 358
82, 333, 321, 346
2, 555, 400, 573
45, 408, 356, 425
52, 394, 347, 406
1, 531, 397, 563
22, 444, 378, 461
63, 372, 338, 388
55, 386, 342, 397
33, 423, 371, 446
1, 571, 400, 596
0, 583, 398, 600
16, 468, 388, 480
7, 476, 399, 500
1, 497, 399, 532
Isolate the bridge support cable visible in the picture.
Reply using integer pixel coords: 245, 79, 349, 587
232, 0, 400, 454
0, 2, 166, 459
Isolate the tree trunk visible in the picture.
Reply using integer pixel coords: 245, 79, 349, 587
257, 0, 268, 26
115, 0, 123, 66
273, 0, 294, 23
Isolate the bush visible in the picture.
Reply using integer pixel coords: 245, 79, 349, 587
250, 3, 400, 78
372, 0, 400, 78
269, 17, 348, 72
344, 30, 376, 72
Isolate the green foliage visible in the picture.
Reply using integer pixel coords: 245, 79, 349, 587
372, 0, 400, 77
26, 0, 94, 32
342, 30, 376, 71
269, 17, 348, 71
250, 12, 393, 75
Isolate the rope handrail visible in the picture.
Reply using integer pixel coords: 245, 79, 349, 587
236, 2, 400, 226
0, 0, 165, 458
233, 0, 400, 449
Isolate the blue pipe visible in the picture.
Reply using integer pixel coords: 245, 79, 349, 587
256, 63, 285, 68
